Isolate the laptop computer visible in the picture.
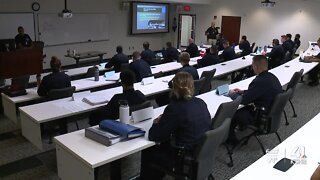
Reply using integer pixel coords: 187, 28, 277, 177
4, 75, 30, 97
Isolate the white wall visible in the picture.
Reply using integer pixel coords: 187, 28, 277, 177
0, 0, 175, 69
187, 0, 320, 51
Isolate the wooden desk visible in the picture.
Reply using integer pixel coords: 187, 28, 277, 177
231, 112, 320, 180
65, 51, 106, 67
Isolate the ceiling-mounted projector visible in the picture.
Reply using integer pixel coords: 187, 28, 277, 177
261, 0, 276, 7
59, 0, 72, 18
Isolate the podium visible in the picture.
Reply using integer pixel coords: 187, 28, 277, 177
0, 48, 43, 79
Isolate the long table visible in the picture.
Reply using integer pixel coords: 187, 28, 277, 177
18, 53, 254, 150
231, 112, 320, 180
53, 43, 320, 180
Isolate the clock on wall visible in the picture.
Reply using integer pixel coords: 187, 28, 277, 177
31, 2, 40, 11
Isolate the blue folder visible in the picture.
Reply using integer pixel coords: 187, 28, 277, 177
99, 120, 145, 139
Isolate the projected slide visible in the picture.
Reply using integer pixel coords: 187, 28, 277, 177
137, 5, 166, 30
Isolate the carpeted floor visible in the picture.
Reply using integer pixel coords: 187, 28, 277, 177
0, 77, 319, 180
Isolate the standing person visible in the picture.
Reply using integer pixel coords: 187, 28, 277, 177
293, 34, 301, 52
139, 72, 211, 180
141, 41, 156, 65
205, 22, 219, 45
15, 26, 33, 49
162, 42, 179, 64
37, 56, 71, 97
105, 46, 129, 72
185, 38, 199, 58
129, 51, 152, 82
239, 35, 251, 56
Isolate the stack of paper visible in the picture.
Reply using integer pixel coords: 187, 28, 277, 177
82, 94, 112, 106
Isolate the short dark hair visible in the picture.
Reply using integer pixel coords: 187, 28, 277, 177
286, 33, 292, 39
143, 42, 150, 49
253, 55, 268, 64
116, 46, 123, 53
295, 34, 300, 39
120, 70, 135, 86
223, 40, 229, 46
50, 56, 62, 72
242, 35, 247, 41
210, 45, 218, 54
132, 51, 140, 60
18, 26, 23, 31
273, 39, 280, 45
166, 42, 172, 48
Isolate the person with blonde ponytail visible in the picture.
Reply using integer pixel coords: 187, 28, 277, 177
139, 72, 211, 180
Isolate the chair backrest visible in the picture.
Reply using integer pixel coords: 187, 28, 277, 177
193, 77, 206, 96
253, 46, 258, 53
199, 69, 216, 94
86, 67, 97, 78
286, 69, 304, 99
48, 86, 76, 100
193, 118, 231, 180
284, 51, 292, 62
129, 100, 152, 114
251, 42, 256, 53
120, 63, 130, 72
267, 89, 292, 133
211, 96, 242, 129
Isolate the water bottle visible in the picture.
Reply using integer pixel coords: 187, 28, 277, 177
94, 66, 99, 81
119, 100, 130, 124
258, 47, 262, 54
72, 49, 76, 56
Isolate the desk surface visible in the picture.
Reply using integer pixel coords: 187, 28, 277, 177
231, 112, 320, 180
65, 51, 106, 59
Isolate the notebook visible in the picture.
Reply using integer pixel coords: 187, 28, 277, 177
104, 71, 120, 81
216, 84, 229, 96
131, 106, 154, 123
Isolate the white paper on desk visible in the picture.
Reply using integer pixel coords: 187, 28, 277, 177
104, 71, 120, 81
82, 94, 112, 106
72, 91, 91, 101
53, 101, 86, 112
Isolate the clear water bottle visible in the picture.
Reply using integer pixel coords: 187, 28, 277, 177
119, 100, 130, 124
94, 66, 99, 81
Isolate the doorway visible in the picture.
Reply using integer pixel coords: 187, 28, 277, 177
221, 16, 241, 45
178, 14, 196, 48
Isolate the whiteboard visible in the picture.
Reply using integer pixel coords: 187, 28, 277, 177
38, 13, 109, 46
0, 13, 35, 40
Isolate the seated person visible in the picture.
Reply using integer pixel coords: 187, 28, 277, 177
268, 39, 285, 68
185, 38, 199, 58
293, 34, 301, 52
89, 70, 147, 126
227, 55, 282, 144
216, 33, 225, 51
37, 56, 71, 97
239, 35, 251, 56
139, 72, 211, 180
15, 26, 33, 49
162, 41, 179, 64
141, 41, 156, 65
303, 37, 320, 86
169, 52, 199, 88
281, 34, 293, 54
197, 45, 219, 67
129, 51, 152, 82
219, 40, 236, 62
105, 45, 129, 72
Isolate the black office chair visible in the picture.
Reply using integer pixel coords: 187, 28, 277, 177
48, 86, 76, 100
211, 96, 242, 167
86, 67, 97, 78
250, 42, 256, 53
238, 89, 292, 154
199, 69, 216, 94
151, 118, 231, 180
194, 77, 206, 96
284, 51, 292, 63
120, 63, 130, 72
283, 69, 304, 125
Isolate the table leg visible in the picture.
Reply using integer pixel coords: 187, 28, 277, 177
20, 111, 43, 150
76, 58, 80, 67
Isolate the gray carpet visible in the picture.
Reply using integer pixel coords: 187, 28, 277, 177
0, 78, 319, 180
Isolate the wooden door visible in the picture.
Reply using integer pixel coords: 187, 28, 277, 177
221, 16, 241, 45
